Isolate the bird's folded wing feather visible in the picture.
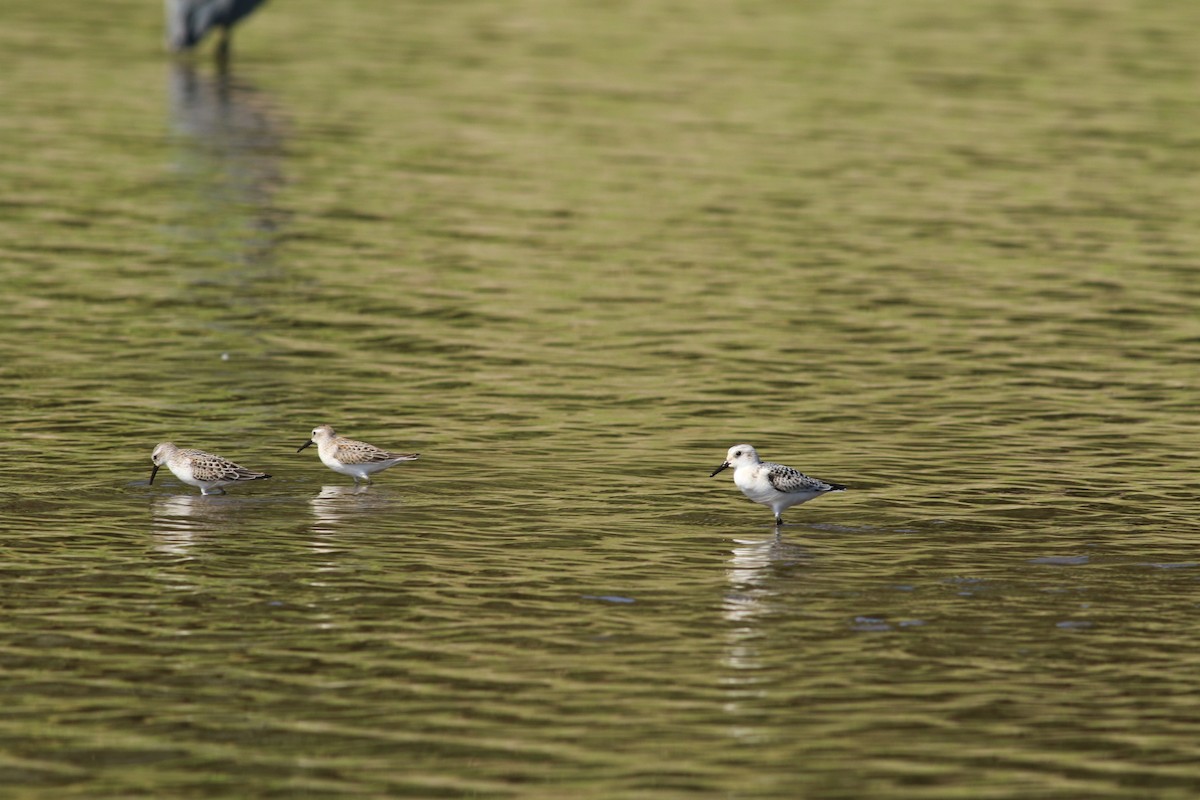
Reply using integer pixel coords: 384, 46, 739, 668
193, 456, 265, 481
220, 461, 266, 480
766, 465, 834, 493
334, 441, 405, 464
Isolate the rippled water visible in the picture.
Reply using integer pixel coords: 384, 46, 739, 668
4, 0, 1200, 796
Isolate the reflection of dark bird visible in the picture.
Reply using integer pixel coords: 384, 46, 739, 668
165, 0, 267, 61
166, 61, 286, 273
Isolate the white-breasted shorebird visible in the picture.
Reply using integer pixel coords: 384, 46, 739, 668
710, 444, 846, 525
150, 442, 270, 495
297, 425, 419, 485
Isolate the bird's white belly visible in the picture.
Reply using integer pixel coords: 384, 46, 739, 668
169, 462, 204, 488
734, 468, 821, 509
319, 449, 362, 476
734, 469, 778, 503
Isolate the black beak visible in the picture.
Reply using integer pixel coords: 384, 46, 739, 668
297, 440, 314, 453
149, 464, 159, 485
710, 461, 730, 477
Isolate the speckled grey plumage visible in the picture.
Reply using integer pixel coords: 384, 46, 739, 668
765, 464, 846, 495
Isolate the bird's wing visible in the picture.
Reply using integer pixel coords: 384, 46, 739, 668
334, 440, 416, 465
194, 454, 268, 481
766, 464, 839, 494
227, 464, 270, 481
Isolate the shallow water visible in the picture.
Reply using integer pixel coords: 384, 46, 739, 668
4, 0, 1200, 796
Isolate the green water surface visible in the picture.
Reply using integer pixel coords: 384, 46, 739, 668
3, 1, 1200, 797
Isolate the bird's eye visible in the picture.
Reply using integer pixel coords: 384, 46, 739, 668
734, 451, 741, 457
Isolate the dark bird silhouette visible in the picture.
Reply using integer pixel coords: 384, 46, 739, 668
165, 0, 268, 62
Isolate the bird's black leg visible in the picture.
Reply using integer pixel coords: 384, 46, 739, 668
775, 515, 783, 526
215, 27, 231, 68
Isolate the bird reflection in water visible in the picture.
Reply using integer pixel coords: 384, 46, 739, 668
720, 532, 813, 743
310, 485, 407, 533
149, 494, 237, 557
724, 532, 812, 626
166, 59, 285, 272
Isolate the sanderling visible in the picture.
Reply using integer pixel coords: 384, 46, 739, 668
150, 442, 271, 495
710, 444, 846, 525
297, 424, 419, 484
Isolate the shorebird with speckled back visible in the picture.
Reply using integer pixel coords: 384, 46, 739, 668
150, 442, 270, 495
710, 444, 846, 525
297, 425, 420, 485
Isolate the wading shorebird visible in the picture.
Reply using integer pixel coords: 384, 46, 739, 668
165, 0, 268, 62
710, 444, 846, 525
150, 442, 271, 495
297, 425, 419, 485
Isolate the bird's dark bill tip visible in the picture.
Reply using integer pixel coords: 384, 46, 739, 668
149, 464, 159, 485
297, 440, 314, 453
709, 462, 730, 477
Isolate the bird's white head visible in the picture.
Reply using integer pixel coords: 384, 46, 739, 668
298, 425, 336, 453
709, 444, 760, 477
151, 442, 176, 467
149, 442, 177, 485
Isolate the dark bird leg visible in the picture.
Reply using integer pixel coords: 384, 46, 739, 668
215, 26, 231, 68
